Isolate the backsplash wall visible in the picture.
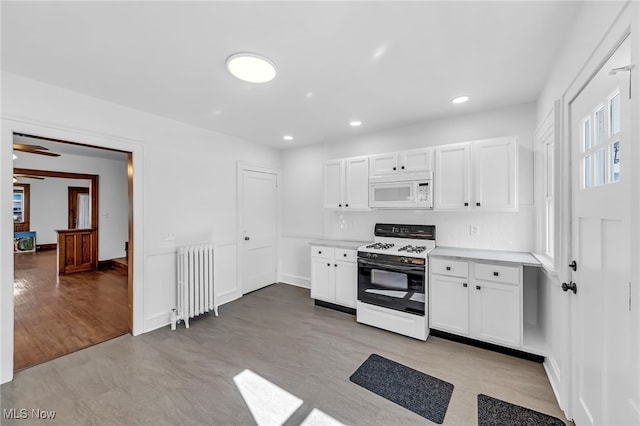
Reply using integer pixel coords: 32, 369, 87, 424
323, 207, 535, 251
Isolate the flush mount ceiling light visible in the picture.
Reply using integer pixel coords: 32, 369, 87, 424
350, 120, 362, 127
283, 135, 293, 141
226, 53, 277, 83
452, 95, 470, 104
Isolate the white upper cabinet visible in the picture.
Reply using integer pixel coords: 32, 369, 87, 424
324, 156, 369, 210
344, 157, 370, 209
324, 160, 344, 209
434, 142, 472, 210
370, 147, 433, 177
434, 137, 518, 211
474, 138, 517, 210
369, 153, 398, 176
400, 148, 433, 173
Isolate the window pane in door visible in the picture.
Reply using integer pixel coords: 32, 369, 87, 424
584, 155, 592, 188
595, 107, 605, 145
610, 93, 620, 136
595, 149, 605, 186
583, 118, 591, 151
610, 141, 620, 183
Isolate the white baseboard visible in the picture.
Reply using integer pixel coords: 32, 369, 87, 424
543, 356, 566, 414
279, 273, 310, 289
217, 290, 241, 307
145, 311, 171, 332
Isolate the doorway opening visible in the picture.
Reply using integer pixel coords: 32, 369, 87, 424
12, 133, 133, 371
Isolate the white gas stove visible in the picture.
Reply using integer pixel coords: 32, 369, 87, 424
356, 224, 436, 341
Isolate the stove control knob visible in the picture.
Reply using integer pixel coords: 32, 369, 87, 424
401, 257, 409, 263
372, 254, 378, 259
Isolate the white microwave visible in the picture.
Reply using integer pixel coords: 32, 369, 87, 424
369, 172, 433, 209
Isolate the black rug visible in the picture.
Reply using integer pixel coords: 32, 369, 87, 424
478, 394, 565, 426
349, 354, 454, 424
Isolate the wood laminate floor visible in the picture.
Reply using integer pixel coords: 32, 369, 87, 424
13, 250, 129, 371
2, 283, 570, 425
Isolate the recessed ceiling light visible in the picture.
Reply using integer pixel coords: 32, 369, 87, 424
283, 135, 294, 141
350, 121, 362, 127
452, 95, 470, 104
226, 53, 277, 83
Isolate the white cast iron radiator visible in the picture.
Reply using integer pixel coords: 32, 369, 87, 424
176, 244, 218, 329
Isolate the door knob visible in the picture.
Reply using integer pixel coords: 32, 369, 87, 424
569, 260, 577, 271
562, 281, 577, 294
244, 236, 250, 241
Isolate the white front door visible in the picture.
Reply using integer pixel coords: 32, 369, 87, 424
241, 169, 278, 294
569, 35, 637, 425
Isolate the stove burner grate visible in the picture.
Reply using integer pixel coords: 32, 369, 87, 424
366, 242, 395, 250
398, 245, 427, 254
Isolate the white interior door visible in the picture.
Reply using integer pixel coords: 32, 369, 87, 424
569, 36, 637, 425
241, 169, 278, 294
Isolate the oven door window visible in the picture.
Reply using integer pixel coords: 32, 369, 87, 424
358, 259, 425, 315
371, 269, 408, 290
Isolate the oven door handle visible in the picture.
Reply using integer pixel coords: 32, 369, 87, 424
358, 258, 425, 274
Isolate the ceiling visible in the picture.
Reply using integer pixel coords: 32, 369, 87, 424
1, 1, 581, 149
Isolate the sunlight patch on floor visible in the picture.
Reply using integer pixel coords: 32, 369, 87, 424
300, 408, 345, 426
233, 369, 303, 426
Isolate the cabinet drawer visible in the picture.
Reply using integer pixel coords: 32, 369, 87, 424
430, 258, 469, 277
474, 263, 519, 284
334, 248, 356, 262
311, 246, 333, 259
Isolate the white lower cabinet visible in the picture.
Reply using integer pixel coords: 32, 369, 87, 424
310, 246, 357, 309
430, 257, 522, 349
471, 280, 520, 347
430, 275, 469, 334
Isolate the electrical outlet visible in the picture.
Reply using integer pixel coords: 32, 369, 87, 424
164, 233, 176, 241
470, 225, 480, 236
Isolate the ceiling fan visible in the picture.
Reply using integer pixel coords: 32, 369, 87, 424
13, 174, 45, 183
13, 143, 60, 157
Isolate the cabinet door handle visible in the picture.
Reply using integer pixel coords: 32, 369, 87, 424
327, 263, 330, 267
446, 266, 451, 271
338, 204, 342, 207
343, 253, 347, 257
318, 251, 322, 254
463, 283, 468, 288
476, 202, 481, 207
464, 202, 469, 207
393, 166, 397, 171
345, 204, 349, 207
493, 271, 499, 276
401, 166, 405, 170
476, 285, 481, 290
334, 264, 338, 267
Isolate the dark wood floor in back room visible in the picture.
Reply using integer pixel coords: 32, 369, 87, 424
13, 250, 129, 371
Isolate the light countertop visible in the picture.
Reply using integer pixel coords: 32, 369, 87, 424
429, 246, 541, 266
309, 239, 371, 250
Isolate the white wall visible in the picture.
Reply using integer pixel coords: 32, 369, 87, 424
27, 177, 91, 243
15, 150, 129, 260
1, 72, 280, 383
279, 102, 537, 287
